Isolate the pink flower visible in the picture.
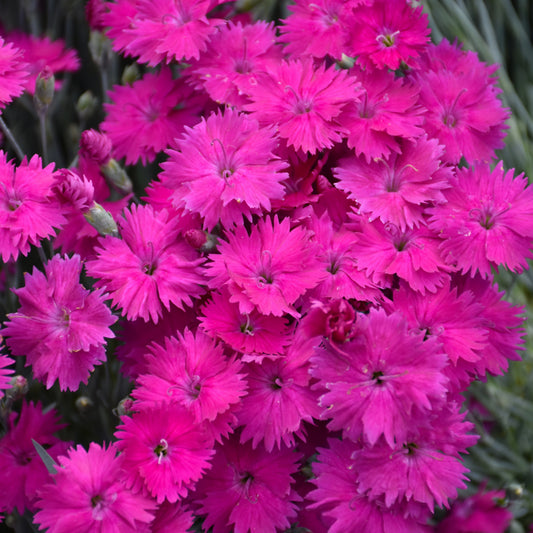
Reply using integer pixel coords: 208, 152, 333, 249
160, 108, 287, 230
347, 0, 431, 70
335, 135, 452, 230
102, 68, 205, 165
0, 152, 66, 262
308, 439, 433, 533
207, 216, 325, 317
429, 162, 533, 278
436, 485, 512, 533
0, 37, 28, 107
0, 353, 15, 393
245, 58, 361, 154
151, 501, 195, 533
199, 288, 292, 356
133, 329, 247, 426
85, 204, 206, 323
312, 309, 448, 447
115, 404, 214, 503
0, 402, 69, 514
195, 435, 301, 533
414, 39, 509, 164
34, 443, 156, 533
278, 0, 364, 60
189, 20, 283, 108
3, 255, 116, 391
237, 329, 320, 451
341, 65, 425, 162
351, 217, 449, 293
112, 0, 225, 66
5, 31, 79, 94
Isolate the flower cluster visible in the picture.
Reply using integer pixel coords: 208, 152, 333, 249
0, 0, 528, 532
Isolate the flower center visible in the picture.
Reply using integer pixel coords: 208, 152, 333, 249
377, 30, 400, 48
154, 438, 169, 464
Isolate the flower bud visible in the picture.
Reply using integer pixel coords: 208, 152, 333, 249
55, 168, 95, 212
84, 202, 119, 237
75, 395, 94, 412
122, 64, 140, 86
77, 91, 98, 121
34, 67, 55, 113
80, 129, 112, 165
89, 31, 112, 68
6, 375, 29, 400
102, 159, 133, 195
114, 396, 135, 417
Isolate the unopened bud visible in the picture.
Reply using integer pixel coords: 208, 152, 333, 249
6, 375, 29, 400
75, 396, 94, 412
77, 91, 98, 121
102, 159, 133, 195
55, 169, 95, 212
338, 54, 355, 69
122, 64, 140, 86
80, 129, 112, 165
89, 31, 112, 69
113, 396, 135, 417
184, 229, 207, 249
235, 0, 262, 11
84, 202, 119, 237
34, 67, 55, 113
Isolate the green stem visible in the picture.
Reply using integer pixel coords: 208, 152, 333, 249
0, 116, 25, 161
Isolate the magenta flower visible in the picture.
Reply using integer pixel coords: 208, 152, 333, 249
207, 216, 325, 317
111, 0, 225, 66
347, 0, 431, 70
151, 501, 195, 533
414, 39, 509, 164
133, 329, 247, 426
102, 68, 205, 165
85, 204, 206, 323
160, 108, 287, 230
245, 58, 361, 154
429, 162, 533, 277
335, 136, 451, 231
308, 439, 433, 533
0, 152, 66, 262
0, 402, 69, 514
195, 435, 301, 533
189, 20, 283, 108
115, 404, 214, 503
3, 255, 116, 391
5, 31, 79, 94
341, 65, 425, 162
34, 443, 156, 533
0, 37, 28, 107
279, 0, 362, 60
237, 329, 320, 451
312, 309, 448, 447
0, 352, 15, 394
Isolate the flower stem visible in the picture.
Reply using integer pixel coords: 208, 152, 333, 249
0, 116, 25, 161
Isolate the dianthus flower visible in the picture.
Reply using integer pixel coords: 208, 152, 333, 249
3, 255, 116, 391
245, 58, 361, 154
5, 31, 79, 94
308, 439, 433, 533
0, 352, 15, 393
151, 501, 195, 533
312, 309, 448, 447
237, 329, 320, 451
160, 108, 287, 230
428, 162, 533, 278
335, 136, 451, 230
278, 0, 365, 60
0, 402, 69, 514
207, 216, 325, 317
195, 435, 302, 533
351, 217, 449, 293
108, 0, 225, 66
115, 404, 214, 503
0, 152, 66, 262
341, 65, 425, 161
0, 37, 28, 107
34, 443, 156, 533
436, 485, 512, 533
347, 0, 431, 70
414, 39, 509, 164
189, 20, 283, 108
133, 329, 247, 429
102, 68, 205, 165
199, 288, 292, 356
85, 204, 206, 323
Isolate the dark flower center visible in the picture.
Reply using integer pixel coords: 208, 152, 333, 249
91, 494, 103, 508
154, 438, 169, 464
372, 370, 385, 384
